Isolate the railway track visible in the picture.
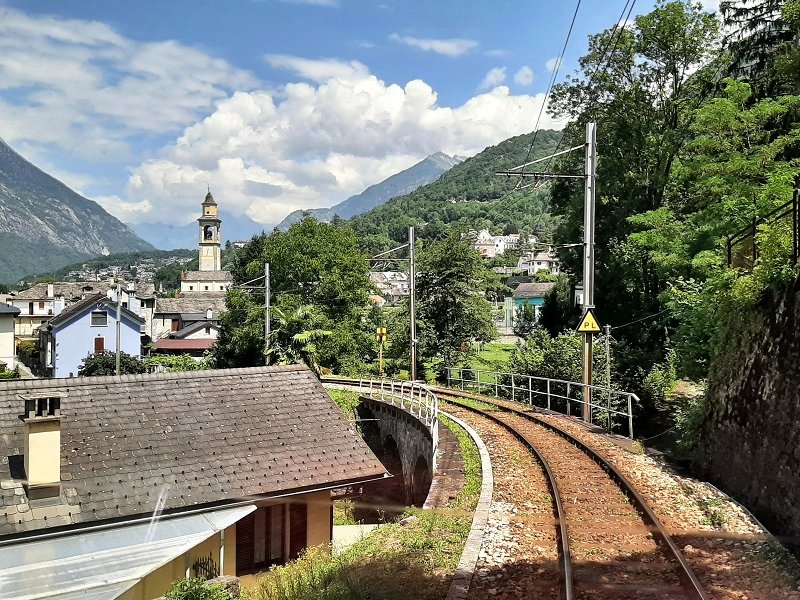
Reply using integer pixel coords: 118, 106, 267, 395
322, 377, 709, 600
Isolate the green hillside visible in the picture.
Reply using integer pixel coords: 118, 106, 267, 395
349, 129, 562, 251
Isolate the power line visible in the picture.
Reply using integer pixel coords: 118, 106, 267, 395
518, 0, 583, 173
610, 308, 669, 331
541, 0, 637, 177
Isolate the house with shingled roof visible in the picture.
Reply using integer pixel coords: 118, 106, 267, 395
0, 364, 387, 599
512, 282, 557, 321
38, 292, 145, 378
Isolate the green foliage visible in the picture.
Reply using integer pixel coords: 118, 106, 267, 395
144, 354, 209, 372
394, 233, 495, 379
77, 351, 147, 376
165, 578, 231, 600
538, 274, 579, 337
512, 304, 538, 338
16, 340, 36, 367
508, 329, 615, 386
0, 368, 20, 380
440, 415, 481, 511
212, 219, 375, 374
675, 393, 708, 457
641, 350, 678, 415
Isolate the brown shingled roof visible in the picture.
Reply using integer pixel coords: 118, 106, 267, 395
0, 365, 386, 537
512, 282, 557, 299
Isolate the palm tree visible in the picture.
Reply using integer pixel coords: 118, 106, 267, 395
268, 304, 331, 375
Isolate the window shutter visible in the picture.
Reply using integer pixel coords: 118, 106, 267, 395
94, 337, 105, 353
289, 503, 307, 561
236, 512, 256, 576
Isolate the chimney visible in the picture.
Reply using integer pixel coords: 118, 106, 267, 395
22, 395, 62, 500
46, 283, 54, 298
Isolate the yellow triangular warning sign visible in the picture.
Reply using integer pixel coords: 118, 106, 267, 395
577, 309, 601, 334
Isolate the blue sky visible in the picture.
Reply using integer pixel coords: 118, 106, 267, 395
0, 0, 717, 234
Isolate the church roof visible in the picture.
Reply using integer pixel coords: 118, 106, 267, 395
182, 270, 232, 282
155, 294, 227, 316
203, 191, 217, 205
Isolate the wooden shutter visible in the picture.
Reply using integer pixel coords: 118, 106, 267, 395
94, 337, 105, 353
236, 512, 255, 576
171, 319, 180, 332
289, 503, 307, 560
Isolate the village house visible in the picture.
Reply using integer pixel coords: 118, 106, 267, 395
0, 365, 387, 599
0, 302, 20, 372
517, 248, 560, 275
39, 292, 145, 378
470, 229, 538, 258
369, 271, 409, 304
512, 282, 557, 321
150, 295, 226, 355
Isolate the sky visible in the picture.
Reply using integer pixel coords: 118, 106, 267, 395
0, 0, 719, 234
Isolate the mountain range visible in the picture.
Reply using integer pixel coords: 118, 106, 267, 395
0, 138, 153, 284
276, 152, 464, 230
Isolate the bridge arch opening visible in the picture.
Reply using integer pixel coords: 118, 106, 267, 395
411, 455, 431, 507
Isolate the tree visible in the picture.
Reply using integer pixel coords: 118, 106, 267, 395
405, 233, 496, 378
213, 219, 375, 373
512, 304, 539, 338
547, 1, 719, 383
78, 351, 147, 376
267, 302, 332, 375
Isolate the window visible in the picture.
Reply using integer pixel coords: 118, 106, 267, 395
189, 286, 194, 291
90, 311, 108, 326
94, 337, 105, 353
171, 319, 180, 332
28, 302, 34, 315
38, 301, 45, 310
236, 505, 285, 575
204, 286, 209, 291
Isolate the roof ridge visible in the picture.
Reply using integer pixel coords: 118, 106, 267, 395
0, 364, 310, 391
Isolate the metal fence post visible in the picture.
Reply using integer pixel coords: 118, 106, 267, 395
566, 383, 571, 416
628, 394, 634, 439
546, 379, 551, 411
607, 393, 612, 432
494, 373, 499, 398
511, 375, 516, 403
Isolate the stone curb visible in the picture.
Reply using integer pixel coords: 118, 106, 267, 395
442, 410, 493, 600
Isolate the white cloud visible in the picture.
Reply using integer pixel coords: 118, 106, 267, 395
701, 0, 719, 11
514, 66, 534, 86
265, 55, 370, 83
479, 67, 507, 90
545, 57, 563, 73
116, 64, 563, 227
0, 7, 257, 161
389, 33, 478, 57
0, 8, 566, 230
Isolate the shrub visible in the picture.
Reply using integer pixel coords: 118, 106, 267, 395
165, 578, 231, 600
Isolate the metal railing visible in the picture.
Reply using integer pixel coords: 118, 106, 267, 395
346, 377, 439, 468
446, 367, 636, 438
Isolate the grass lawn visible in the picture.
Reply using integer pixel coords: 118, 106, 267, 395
466, 342, 516, 381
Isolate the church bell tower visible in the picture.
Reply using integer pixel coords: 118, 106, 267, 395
198, 189, 221, 271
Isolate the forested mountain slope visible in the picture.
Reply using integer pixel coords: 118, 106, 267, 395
348, 129, 562, 251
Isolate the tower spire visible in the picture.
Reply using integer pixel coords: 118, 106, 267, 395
198, 189, 221, 271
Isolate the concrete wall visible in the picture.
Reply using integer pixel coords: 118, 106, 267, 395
0, 314, 15, 370
359, 397, 434, 506
700, 277, 800, 549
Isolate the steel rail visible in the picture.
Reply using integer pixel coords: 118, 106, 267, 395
432, 385, 709, 600
443, 395, 575, 599
322, 377, 574, 599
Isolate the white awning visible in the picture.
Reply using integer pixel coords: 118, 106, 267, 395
0, 504, 256, 600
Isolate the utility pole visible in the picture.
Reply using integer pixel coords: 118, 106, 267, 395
115, 283, 121, 376
409, 226, 417, 381
604, 324, 611, 389
581, 122, 597, 422
264, 262, 270, 366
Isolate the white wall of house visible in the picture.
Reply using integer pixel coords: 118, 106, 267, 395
0, 315, 16, 370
